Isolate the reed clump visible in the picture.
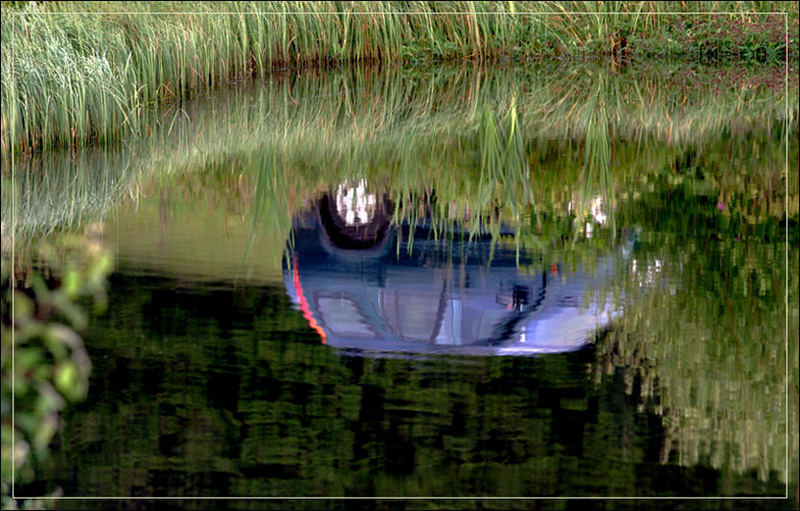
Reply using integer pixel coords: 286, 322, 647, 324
1, 1, 797, 154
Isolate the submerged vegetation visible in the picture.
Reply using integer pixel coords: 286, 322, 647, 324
1, 1, 798, 152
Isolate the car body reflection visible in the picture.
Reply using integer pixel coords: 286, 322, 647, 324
283, 192, 617, 357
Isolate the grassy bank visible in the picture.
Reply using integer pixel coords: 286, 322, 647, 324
1, 1, 798, 153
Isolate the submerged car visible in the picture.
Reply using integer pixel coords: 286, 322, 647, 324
283, 185, 618, 357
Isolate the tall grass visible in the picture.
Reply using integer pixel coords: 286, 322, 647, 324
1, 1, 797, 153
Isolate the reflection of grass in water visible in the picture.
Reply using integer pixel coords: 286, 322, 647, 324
3, 68, 795, 288
3, 64, 795, 254
1, 148, 135, 253
575, 69, 615, 243
249, 148, 294, 279
3, 69, 794, 281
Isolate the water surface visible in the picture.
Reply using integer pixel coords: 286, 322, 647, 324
7, 62, 798, 506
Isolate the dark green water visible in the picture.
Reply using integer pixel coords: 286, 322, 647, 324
6, 62, 798, 507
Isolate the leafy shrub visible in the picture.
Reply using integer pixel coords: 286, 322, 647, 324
1, 230, 112, 508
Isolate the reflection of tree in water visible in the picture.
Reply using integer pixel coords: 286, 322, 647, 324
24, 268, 787, 503
591, 234, 798, 488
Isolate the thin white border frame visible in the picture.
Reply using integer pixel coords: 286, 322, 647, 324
4, 6, 792, 504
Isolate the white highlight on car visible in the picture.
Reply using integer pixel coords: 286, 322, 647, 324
335, 179, 376, 226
